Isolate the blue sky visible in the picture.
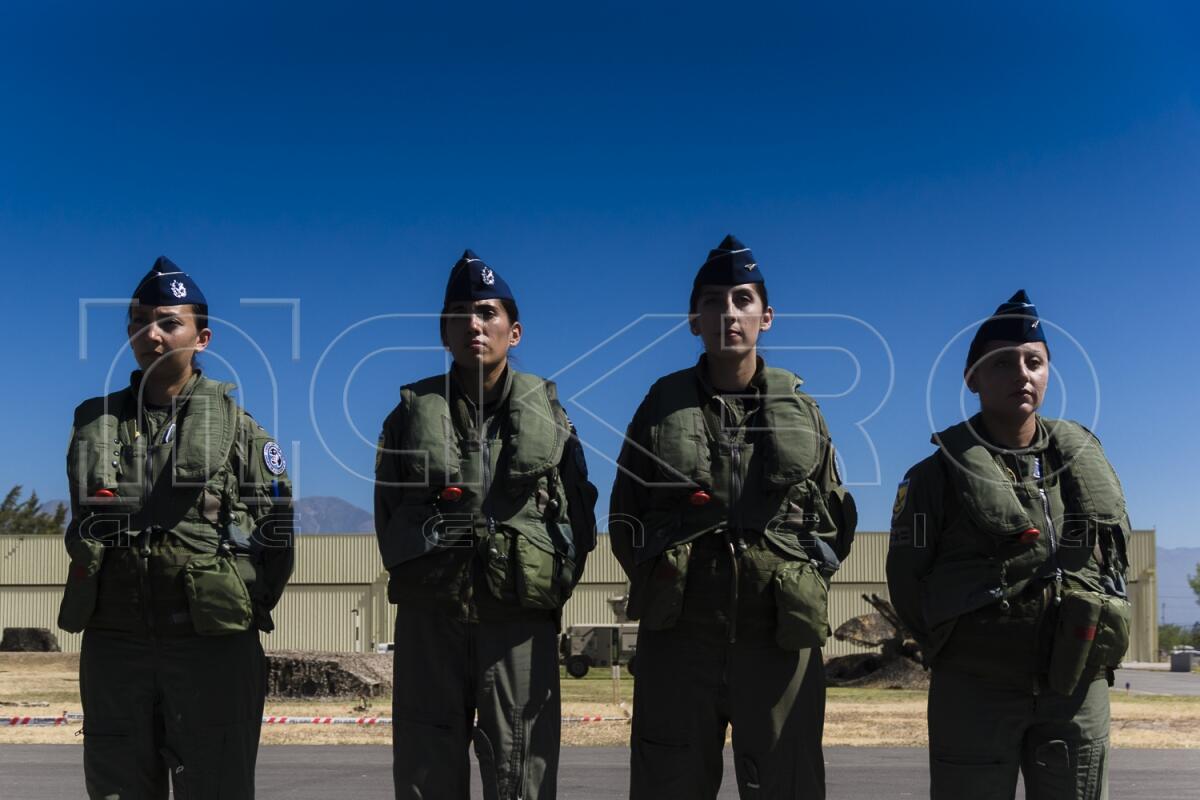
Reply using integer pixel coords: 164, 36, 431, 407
1, 2, 1197, 548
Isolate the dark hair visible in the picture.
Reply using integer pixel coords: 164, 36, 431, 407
688, 283, 769, 315
439, 298, 520, 346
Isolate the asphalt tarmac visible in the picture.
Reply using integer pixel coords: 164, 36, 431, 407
3, 745, 1197, 799
1114, 666, 1200, 696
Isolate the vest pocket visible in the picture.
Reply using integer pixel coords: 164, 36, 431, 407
772, 559, 829, 650
511, 527, 574, 610
626, 542, 691, 631
58, 538, 106, 633
183, 553, 253, 635
1087, 593, 1131, 670
1048, 589, 1104, 695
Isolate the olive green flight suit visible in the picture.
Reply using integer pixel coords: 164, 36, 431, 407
610, 356, 857, 800
60, 371, 295, 800
887, 415, 1131, 800
375, 367, 598, 800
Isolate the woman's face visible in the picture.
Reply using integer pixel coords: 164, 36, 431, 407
127, 304, 210, 376
443, 299, 521, 371
690, 283, 773, 357
965, 340, 1050, 422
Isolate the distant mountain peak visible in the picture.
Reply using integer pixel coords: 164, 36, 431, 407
295, 496, 374, 535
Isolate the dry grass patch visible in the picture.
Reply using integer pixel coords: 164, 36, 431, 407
4, 654, 1199, 748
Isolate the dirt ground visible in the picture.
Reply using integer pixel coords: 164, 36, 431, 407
3, 653, 1198, 748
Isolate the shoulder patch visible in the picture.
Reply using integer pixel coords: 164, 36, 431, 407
891, 479, 910, 521
263, 441, 287, 475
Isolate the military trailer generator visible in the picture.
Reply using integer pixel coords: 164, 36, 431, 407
561, 623, 639, 678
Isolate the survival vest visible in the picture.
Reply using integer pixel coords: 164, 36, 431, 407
61, 374, 258, 636
632, 365, 836, 565
381, 370, 580, 610
922, 416, 1129, 630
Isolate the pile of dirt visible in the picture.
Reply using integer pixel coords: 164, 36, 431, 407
825, 652, 930, 689
825, 595, 929, 689
0, 628, 61, 652
266, 650, 393, 699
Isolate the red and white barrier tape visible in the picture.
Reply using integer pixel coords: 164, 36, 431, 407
8, 712, 626, 728
7, 715, 77, 727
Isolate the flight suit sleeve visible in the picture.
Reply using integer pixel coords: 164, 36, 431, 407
809, 406, 858, 566
233, 412, 295, 615
373, 402, 407, 569
885, 456, 945, 649
556, 410, 598, 582
63, 424, 83, 545
608, 396, 654, 578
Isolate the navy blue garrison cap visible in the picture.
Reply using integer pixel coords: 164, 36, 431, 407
693, 234, 764, 288
132, 256, 207, 307
442, 249, 515, 307
967, 289, 1048, 366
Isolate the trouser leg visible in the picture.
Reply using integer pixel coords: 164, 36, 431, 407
80, 630, 168, 800
474, 618, 561, 800
728, 644, 826, 799
927, 668, 1028, 800
1022, 675, 1110, 800
629, 628, 728, 800
158, 631, 266, 800
391, 608, 472, 800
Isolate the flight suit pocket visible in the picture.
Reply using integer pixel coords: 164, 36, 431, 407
626, 542, 691, 631
58, 538, 106, 633
773, 559, 829, 650
183, 553, 253, 635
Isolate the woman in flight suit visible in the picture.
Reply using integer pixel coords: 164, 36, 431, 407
60, 256, 294, 799
886, 290, 1132, 800
610, 235, 857, 799
374, 250, 598, 800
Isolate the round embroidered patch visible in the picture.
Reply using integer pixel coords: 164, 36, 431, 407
263, 441, 287, 475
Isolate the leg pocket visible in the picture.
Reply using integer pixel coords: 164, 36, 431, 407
1022, 736, 1109, 800
632, 738, 707, 800
394, 717, 469, 800
83, 727, 134, 800
930, 755, 1019, 800
169, 722, 259, 800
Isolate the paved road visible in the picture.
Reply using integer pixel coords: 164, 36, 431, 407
1114, 667, 1200, 696
3, 745, 1197, 799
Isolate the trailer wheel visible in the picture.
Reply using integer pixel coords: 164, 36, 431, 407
565, 655, 591, 679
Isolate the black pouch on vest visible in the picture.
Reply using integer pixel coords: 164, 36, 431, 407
183, 552, 253, 635
627, 541, 691, 631
58, 538, 106, 634
1048, 590, 1104, 695
773, 558, 830, 650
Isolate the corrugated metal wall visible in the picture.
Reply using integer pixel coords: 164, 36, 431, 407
563, 583, 627, 628
268, 585, 371, 652
0, 584, 79, 651
0, 531, 1160, 660
0, 535, 64, 585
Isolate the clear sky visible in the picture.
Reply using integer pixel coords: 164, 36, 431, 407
1, 2, 1197, 547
